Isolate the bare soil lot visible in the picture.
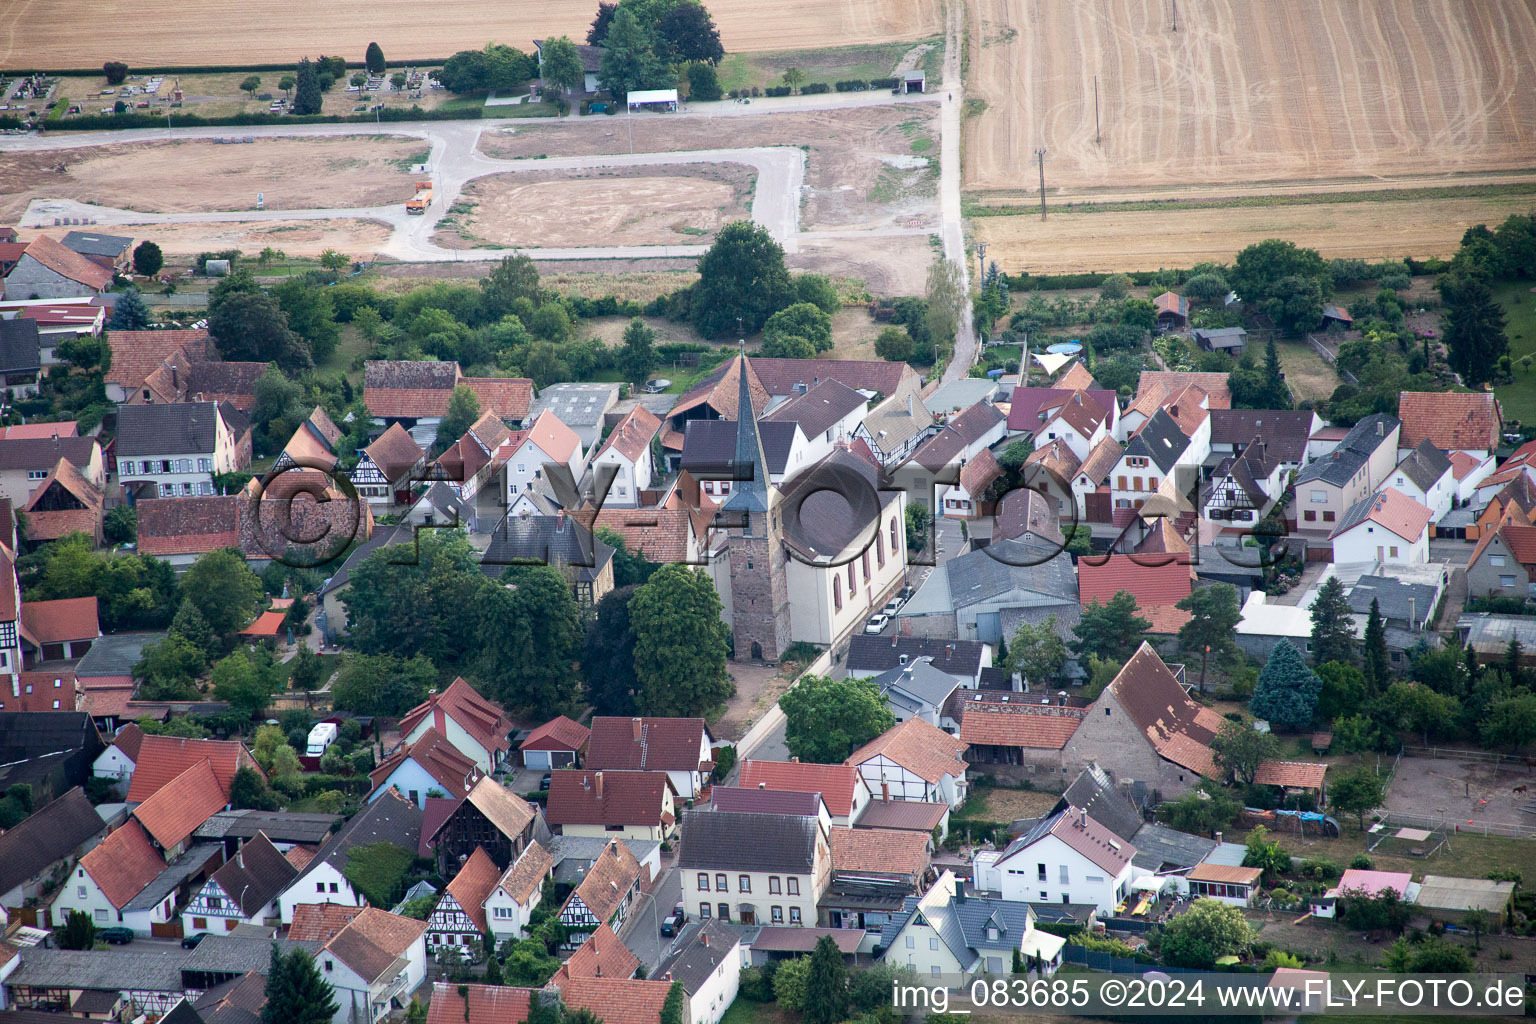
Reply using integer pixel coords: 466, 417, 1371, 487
972, 192, 1536, 274
480, 104, 940, 232
433, 164, 755, 249
1383, 756, 1536, 832
965, 0, 1536, 194
790, 234, 934, 296
53, 219, 396, 261
0, 137, 424, 220
4, 0, 939, 69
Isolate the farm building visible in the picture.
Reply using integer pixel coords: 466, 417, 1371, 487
901, 71, 925, 93
4, 236, 113, 300
1193, 327, 1247, 355
60, 231, 133, 272
1411, 875, 1515, 925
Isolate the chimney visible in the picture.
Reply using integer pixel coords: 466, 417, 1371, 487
954, 876, 965, 902
594, 771, 604, 799
1057, 690, 1067, 707
758, 782, 766, 789
907, 395, 913, 416
1079, 807, 1088, 828
555, 509, 566, 533
702, 932, 709, 947
237, 851, 244, 869
1377, 420, 1385, 436
789, 756, 799, 763
632, 717, 643, 740
881, 781, 890, 802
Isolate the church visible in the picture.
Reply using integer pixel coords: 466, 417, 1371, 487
703, 355, 909, 661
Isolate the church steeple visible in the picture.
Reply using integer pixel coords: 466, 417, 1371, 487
721, 350, 771, 516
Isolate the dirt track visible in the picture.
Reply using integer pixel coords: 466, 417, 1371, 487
0, 0, 940, 67
0, 136, 422, 220
965, 0, 1536, 193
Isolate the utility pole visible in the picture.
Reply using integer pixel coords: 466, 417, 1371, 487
1172, 0, 1178, 31
1094, 75, 1100, 145
1035, 148, 1047, 220
975, 241, 987, 287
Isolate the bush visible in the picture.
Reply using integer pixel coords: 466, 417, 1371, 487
800, 82, 830, 94
834, 80, 869, 92
764, 85, 792, 97
103, 61, 129, 84
1349, 854, 1375, 870
870, 77, 899, 89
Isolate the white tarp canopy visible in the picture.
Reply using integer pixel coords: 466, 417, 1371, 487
1033, 351, 1073, 375
627, 89, 679, 107
1132, 877, 1162, 891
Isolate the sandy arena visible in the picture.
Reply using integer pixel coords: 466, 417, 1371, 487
1383, 756, 1536, 832
0, 136, 425, 220
1, 0, 940, 69
964, 0, 1536, 194
432, 164, 755, 249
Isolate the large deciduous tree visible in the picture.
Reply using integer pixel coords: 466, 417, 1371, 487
344, 530, 488, 670
1210, 719, 1281, 786
538, 36, 586, 101
629, 564, 733, 716
1157, 899, 1254, 968
1004, 616, 1068, 688
618, 317, 657, 383
474, 564, 584, 717
181, 548, 265, 639
779, 675, 894, 764
584, 585, 641, 716
436, 385, 481, 451
330, 653, 437, 717
1071, 590, 1151, 663
209, 290, 311, 372
762, 302, 832, 354
599, 8, 666, 100
132, 241, 163, 277
657, 0, 725, 65
690, 221, 796, 338
1329, 765, 1385, 829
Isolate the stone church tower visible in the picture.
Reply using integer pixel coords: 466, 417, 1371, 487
722, 354, 793, 662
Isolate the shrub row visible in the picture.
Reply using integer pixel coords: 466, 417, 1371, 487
763, 86, 791, 98
1000, 269, 1193, 291
833, 77, 901, 92
44, 104, 479, 132
727, 88, 763, 99
566, 294, 646, 320
800, 82, 831, 94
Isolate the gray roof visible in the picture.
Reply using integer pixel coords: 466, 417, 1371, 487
722, 356, 774, 516
872, 659, 963, 716
846, 636, 988, 678
1058, 764, 1143, 842
545, 834, 659, 885
1396, 439, 1453, 492
880, 883, 1037, 971
181, 934, 321, 976
0, 787, 104, 896
860, 399, 935, 457
481, 513, 614, 583
680, 418, 800, 477
124, 842, 223, 911
924, 378, 998, 416
1025, 902, 1097, 925
194, 809, 344, 845
0, 317, 42, 374
942, 537, 1078, 610
1296, 413, 1400, 486
1128, 823, 1217, 871
412, 481, 472, 522
0, 434, 97, 472
764, 378, 868, 438
711, 787, 824, 817
1347, 575, 1438, 628
678, 809, 818, 873
61, 230, 133, 258
316, 523, 408, 598
1193, 326, 1247, 348
76, 631, 166, 679
9, 947, 190, 991
1124, 409, 1190, 473
656, 920, 739, 996
115, 401, 229, 456
0, 710, 99, 762
528, 381, 619, 429
308, 789, 423, 876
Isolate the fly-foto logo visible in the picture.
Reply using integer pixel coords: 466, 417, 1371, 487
247, 457, 368, 569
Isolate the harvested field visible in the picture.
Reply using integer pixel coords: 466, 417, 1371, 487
480, 104, 940, 232
965, 0, 1536, 194
33, 219, 394, 261
4, 0, 939, 69
972, 192, 1536, 274
790, 234, 935, 296
433, 164, 755, 249
0, 136, 423, 220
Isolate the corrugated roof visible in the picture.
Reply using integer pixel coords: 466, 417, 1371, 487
1253, 760, 1327, 789
1187, 862, 1262, 885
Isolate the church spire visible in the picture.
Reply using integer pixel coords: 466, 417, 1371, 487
722, 349, 771, 515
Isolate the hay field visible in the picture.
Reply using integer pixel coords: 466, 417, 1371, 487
1, 0, 939, 69
965, 0, 1536, 193
972, 191, 1536, 274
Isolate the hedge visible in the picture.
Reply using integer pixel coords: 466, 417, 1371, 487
800, 82, 831, 95
870, 77, 899, 90
834, 80, 870, 92
44, 103, 481, 132
566, 294, 646, 320
302, 773, 370, 796
1000, 268, 1193, 291
763, 86, 791, 98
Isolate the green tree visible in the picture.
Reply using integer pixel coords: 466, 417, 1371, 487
1176, 583, 1240, 693
904, 502, 931, 554
1210, 719, 1281, 786
475, 565, 584, 717
1071, 591, 1151, 663
779, 675, 894, 764
230, 765, 280, 810
1441, 272, 1508, 386
600, 7, 665, 99
212, 648, 282, 718
773, 956, 811, 1011
290, 644, 326, 691
1480, 692, 1536, 750
795, 273, 840, 315
318, 249, 349, 272
584, 585, 641, 716
103, 505, 136, 546
597, 530, 657, 590
1249, 638, 1321, 731
480, 253, 543, 320
539, 36, 586, 101
58, 909, 97, 950
103, 61, 129, 84
502, 937, 561, 985
209, 290, 311, 372
1381, 680, 1461, 744
331, 653, 437, 717
436, 385, 482, 450
1314, 660, 1367, 724
132, 636, 206, 701
1230, 239, 1327, 308
781, 67, 805, 92
803, 935, 849, 1024
1261, 335, 1289, 405
272, 279, 340, 363
630, 564, 733, 716
1182, 273, 1229, 304
108, 286, 153, 330
924, 258, 963, 359
263, 946, 338, 1024
345, 530, 487, 668
619, 317, 657, 383
365, 42, 386, 74
1361, 597, 1390, 694
1308, 576, 1356, 667
1156, 783, 1240, 834
1157, 899, 1254, 968
1004, 616, 1067, 687
132, 241, 164, 277
661, 981, 687, 1024
1329, 765, 1385, 830
687, 61, 723, 101
763, 302, 832, 354
241, 75, 262, 98
1098, 274, 1131, 300
874, 326, 913, 363
760, 333, 813, 358
279, 74, 296, 99
690, 221, 796, 338
292, 58, 323, 115
1271, 274, 1325, 336
657, 0, 725, 65
182, 548, 265, 638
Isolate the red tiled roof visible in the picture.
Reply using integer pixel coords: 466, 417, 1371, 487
112, 722, 146, 762
847, 718, 967, 784
324, 907, 429, 985
959, 706, 1082, 749
426, 983, 531, 1024
586, 717, 709, 774
20, 596, 98, 645
125, 734, 259, 802
520, 715, 590, 753
21, 457, 104, 542
739, 760, 864, 819
566, 839, 644, 927
1047, 807, 1136, 874
362, 422, 426, 481
80, 684, 135, 718
559, 977, 672, 1024
1137, 371, 1231, 409
1106, 643, 1221, 779
135, 496, 240, 556
1329, 486, 1433, 543
106, 329, 212, 391
1026, 437, 1082, 481
663, 355, 769, 448
443, 847, 500, 933
363, 360, 461, 419
554, 923, 638, 983
1077, 554, 1192, 633
1077, 436, 1124, 486
461, 377, 535, 422
1057, 362, 1096, 391
496, 840, 553, 905
1449, 450, 1487, 481
79, 819, 163, 908
0, 421, 78, 440
596, 405, 663, 464
399, 678, 512, 762
1398, 391, 1501, 452
371, 726, 482, 799
21, 235, 113, 291
828, 826, 928, 876
592, 508, 699, 565
958, 447, 1002, 496
285, 845, 319, 872
1254, 760, 1328, 789
132, 757, 228, 849
288, 903, 364, 943
546, 770, 671, 828
516, 409, 582, 465
1471, 523, 1536, 571
1047, 390, 1111, 438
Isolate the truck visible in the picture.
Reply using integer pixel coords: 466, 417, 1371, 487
405, 180, 433, 214
306, 722, 339, 757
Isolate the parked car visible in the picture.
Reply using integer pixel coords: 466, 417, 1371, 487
181, 932, 208, 950
98, 928, 134, 945
539, 773, 552, 791
898, 585, 914, 601
882, 598, 902, 616
864, 614, 889, 635
660, 913, 684, 937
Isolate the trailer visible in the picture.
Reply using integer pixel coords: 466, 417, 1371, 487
405, 180, 433, 214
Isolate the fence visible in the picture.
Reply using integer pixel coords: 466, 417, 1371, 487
1378, 809, 1536, 840
1305, 333, 1358, 385
1398, 745, 1536, 769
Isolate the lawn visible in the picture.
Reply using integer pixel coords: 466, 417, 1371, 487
715, 39, 939, 93
1490, 279, 1536, 426
318, 323, 371, 385
1275, 337, 1343, 405
720, 1002, 794, 1024
1231, 821, 1536, 886
963, 786, 1059, 821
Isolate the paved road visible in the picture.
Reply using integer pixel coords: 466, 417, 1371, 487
938, 0, 978, 384
620, 865, 683, 975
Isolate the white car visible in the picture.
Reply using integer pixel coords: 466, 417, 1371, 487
864, 614, 889, 635
882, 598, 903, 616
